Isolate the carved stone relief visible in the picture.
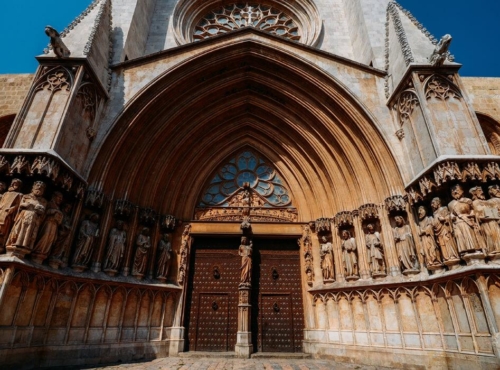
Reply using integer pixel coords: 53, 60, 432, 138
178, 224, 192, 285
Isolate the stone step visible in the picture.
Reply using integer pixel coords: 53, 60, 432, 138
176, 352, 312, 359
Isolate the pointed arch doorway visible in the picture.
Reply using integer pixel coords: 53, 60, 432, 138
184, 150, 305, 353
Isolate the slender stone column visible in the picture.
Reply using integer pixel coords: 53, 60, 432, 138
235, 287, 253, 358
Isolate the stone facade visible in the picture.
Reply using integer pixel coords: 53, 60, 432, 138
0, 0, 499, 369
0, 74, 33, 118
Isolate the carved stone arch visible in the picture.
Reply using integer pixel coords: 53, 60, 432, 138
0, 271, 30, 326
475, 112, 500, 155
89, 36, 404, 221
89, 285, 112, 331
71, 283, 96, 329
33, 65, 74, 93
324, 292, 336, 302
423, 74, 462, 101
107, 286, 128, 328
50, 280, 78, 329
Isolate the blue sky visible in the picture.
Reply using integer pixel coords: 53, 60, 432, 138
0, 0, 498, 77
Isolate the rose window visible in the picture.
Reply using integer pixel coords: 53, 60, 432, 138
194, 3, 300, 41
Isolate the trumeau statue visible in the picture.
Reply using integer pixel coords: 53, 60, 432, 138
448, 184, 486, 254
0, 179, 22, 251
72, 213, 100, 270
6, 181, 47, 256
104, 220, 126, 274
393, 215, 420, 273
156, 233, 172, 281
417, 206, 443, 268
470, 186, 500, 255
320, 236, 335, 282
431, 197, 459, 263
33, 191, 64, 263
132, 227, 151, 278
341, 230, 358, 279
239, 236, 253, 287
365, 224, 386, 276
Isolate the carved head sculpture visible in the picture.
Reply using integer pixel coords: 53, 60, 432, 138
469, 186, 485, 200
141, 227, 150, 236
9, 178, 22, 192
62, 203, 72, 214
489, 185, 500, 198
0, 182, 6, 194
44, 26, 59, 38
90, 213, 100, 223
366, 224, 375, 234
341, 230, 351, 240
52, 191, 64, 205
162, 233, 170, 242
431, 197, 442, 211
417, 206, 427, 220
116, 219, 124, 230
32, 181, 46, 196
451, 184, 464, 200
394, 215, 405, 227
241, 236, 248, 245
321, 236, 328, 243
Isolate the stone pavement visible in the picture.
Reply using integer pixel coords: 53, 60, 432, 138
83, 357, 393, 370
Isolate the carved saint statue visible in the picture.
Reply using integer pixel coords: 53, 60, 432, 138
365, 224, 386, 275
470, 186, 500, 255
103, 220, 127, 273
417, 206, 442, 268
49, 203, 73, 266
0, 179, 22, 251
72, 213, 100, 270
32, 191, 64, 263
488, 185, 500, 211
448, 184, 486, 254
132, 227, 151, 277
156, 233, 172, 281
0, 182, 6, 197
319, 236, 335, 282
178, 225, 192, 285
393, 216, 420, 273
239, 236, 253, 287
341, 230, 358, 279
6, 181, 47, 257
431, 197, 459, 263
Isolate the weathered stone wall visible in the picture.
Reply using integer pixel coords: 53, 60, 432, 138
0, 74, 33, 118
462, 77, 500, 124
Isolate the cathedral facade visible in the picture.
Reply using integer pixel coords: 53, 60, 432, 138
0, 0, 500, 368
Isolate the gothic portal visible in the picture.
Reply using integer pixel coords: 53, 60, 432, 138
0, 0, 500, 368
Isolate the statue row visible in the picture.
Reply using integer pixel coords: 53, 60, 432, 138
318, 184, 500, 284
71, 216, 173, 282
0, 180, 72, 265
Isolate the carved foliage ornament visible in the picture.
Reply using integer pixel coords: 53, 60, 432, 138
114, 199, 134, 218
85, 190, 105, 209
315, 218, 331, 233
301, 225, 314, 286
334, 211, 353, 228
385, 195, 407, 213
358, 204, 379, 220
194, 3, 300, 42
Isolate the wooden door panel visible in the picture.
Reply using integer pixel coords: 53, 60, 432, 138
195, 293, 229, 351
261, 294, 293, 352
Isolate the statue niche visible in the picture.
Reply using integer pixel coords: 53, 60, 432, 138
103, 220, 127, 276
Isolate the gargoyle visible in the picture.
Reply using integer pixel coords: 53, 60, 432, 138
45, 26, 71, 58
429, 34, 452, 67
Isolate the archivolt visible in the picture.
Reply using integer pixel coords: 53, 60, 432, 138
89, 38, 403, 221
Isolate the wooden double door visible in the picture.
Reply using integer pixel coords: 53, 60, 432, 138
185, 237, 304, 353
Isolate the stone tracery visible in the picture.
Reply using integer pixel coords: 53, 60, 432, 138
194, 3, 300, 42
